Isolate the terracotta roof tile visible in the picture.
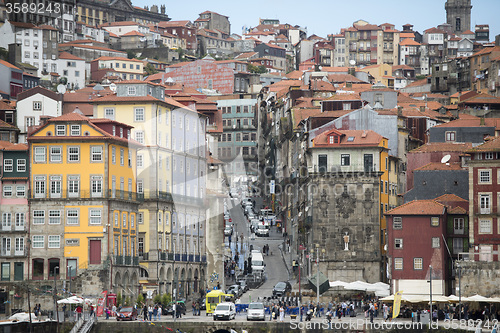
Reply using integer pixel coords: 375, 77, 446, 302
448, 206, 467, 214
313, 129, 385, 147
414, 162, 463, 171
0, 141, 27, 151
386, 200, 446, 215
121, 30, 145, 37
0, 59, 21, 70
467, 136, 500, 152
433, 117, 500, 129
410, 142, 472, 153
434, 193, 468, 202
58, 52, 85, 61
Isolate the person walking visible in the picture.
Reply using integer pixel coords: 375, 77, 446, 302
157, 304, 161, 320
153, 305, 158, 321
172, 303, 176, 319
279, 305, 285, 322
148, 304, 153, 321
143, 304, 148, 321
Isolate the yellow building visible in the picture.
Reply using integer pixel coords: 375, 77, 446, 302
92, 80, 208, 298
359, 63, 394, 88
28, 112, 142, 298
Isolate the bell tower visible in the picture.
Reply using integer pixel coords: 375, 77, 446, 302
445, 0, 472, 34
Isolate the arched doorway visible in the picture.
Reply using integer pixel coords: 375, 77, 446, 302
114, 272, 121, 295
194, 268, 199, 294
187, 268, 192, 296
131, 271, 138, 299
166, 267, 173, 295
159, 266, 165, 294
180, 268, 185, 298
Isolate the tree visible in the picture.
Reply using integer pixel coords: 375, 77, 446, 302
125, 296, 130, 306
117, 292, 122, 307
176, 48, 184, 60
0, 47, 8, 61
248, 64, 267, 74
153, 294, 162, 305
136, 294, 144, 307
161, 293, 171, 307
127, 50, 136, 59
144, 63, 158, 76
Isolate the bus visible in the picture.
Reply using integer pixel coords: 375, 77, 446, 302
205, 290, 234, 315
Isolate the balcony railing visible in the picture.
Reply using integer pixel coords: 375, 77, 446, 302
29, 190, 143, 202
160, 252, 167, 261
1, 225, 27, 232
114, 255, 139, 266
0, 248, 27, 257
142, 191, 173, 202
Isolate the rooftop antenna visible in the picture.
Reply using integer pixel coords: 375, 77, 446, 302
441, 154, 451, 166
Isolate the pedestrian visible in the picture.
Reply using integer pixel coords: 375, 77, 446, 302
300, 305, 304, 322
383, 303, 389, 321
112, 304, 117, 317
369, 303, 375, 323
192, 301, 196, 315
90, 304, 95, 317
148, 304, 153, 321
158, 304, 161, 320
153, 305, 158, 321
279, 305, 285, 322
172, 302, 176, 318
143, 304, 148, 321
76, 305, 83, 320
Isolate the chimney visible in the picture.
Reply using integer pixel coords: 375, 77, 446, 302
419, 106, 425, 113
398, 106, 403, 116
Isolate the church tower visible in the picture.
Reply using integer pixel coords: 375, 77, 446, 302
445, 0, 472, 34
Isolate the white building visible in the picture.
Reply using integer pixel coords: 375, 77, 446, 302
100, 21, 150, 37
16, 86, 62, 143
57, 52, 86, 90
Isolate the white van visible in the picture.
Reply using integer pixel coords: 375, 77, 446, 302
251, 252, 265, 272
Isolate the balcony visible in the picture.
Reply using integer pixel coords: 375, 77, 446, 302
188, 254, 194, 262
1, 224, 27, 233
29, 190, 143, 203
195, 254, 200, 262
142, 191, 173, 202
181, 254, 187, 261
114, 255, 139, 266
480, 207, 491, 215
160, 252, 167, 261
1, 248, 27, 257
168, 253, 174, 261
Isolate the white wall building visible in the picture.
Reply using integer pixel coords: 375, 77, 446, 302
57, 52, 86, 90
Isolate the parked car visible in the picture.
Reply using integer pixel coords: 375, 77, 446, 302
247, 302, 265, 321
237, 279, 249, 292
116, 307, 138, 321
199, 298, 206, 310
213, 302, 236, 321
162, 301, 186, 315
226, 284, 241, 297
272, 281, 292, 296
255, 225, 269, 237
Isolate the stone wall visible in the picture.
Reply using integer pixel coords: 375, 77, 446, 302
457, 261, 500, 297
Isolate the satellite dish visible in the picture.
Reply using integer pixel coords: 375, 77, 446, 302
441, 154, 451, 164
57, 84, 67, 94
109, 83, 117, 92
93, 84, 104, 91
349, 59, 356, 66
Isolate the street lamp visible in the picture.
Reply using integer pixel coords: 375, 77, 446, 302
315, 244, 319, 307
429, 265, 432, 324
456, 262, 462, 320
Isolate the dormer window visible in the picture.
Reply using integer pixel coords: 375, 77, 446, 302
329, 136, 334, 144
128, 86, 136, 96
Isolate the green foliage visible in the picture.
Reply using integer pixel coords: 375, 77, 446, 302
144, 63, 158, 76
416, 74, 427, 80
248, 64, 267, 74
153, 293, 162, 304
116, 292, 122, 306
125, 296, 130, 306
136, 293, 144, 307
59, 77, 68, 85
0, 47, 8, 61
176, 48, 184, 60
161, 293, 171, 307
127, 50, 135, 59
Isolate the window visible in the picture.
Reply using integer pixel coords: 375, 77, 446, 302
128, 150, 132, 167
138, 213, 143, 224
393, 217, 402, 229
394, 238, 403, 249
445, 131, 456, 142
48, 235, 60, 248
67, 209, 79, 225
34, 176, 46, 198
341, 154, 350, 166
432, 237, 440, 248
122, 213, 127, 228
91, 146, 103, 162
91, 176, 103, 196
50, 147, 62, 162
413, 258, 423, 270
50, 176, 62, 197
118, 148, 124, 166
137, 154, 143, 168
34, 147, 46, 163
431, 217, 439, 226
70, 125, 81, 136
89, 209, 102, 224
68, 147, 80, 162
131, 214, 135, 228
17, 159, 26, 172
318, 154, 327, 172
485, 152, 494, 160
2, 213, 11, 228
55, 125, 66, 136
479, 170, 491, 183
105, 108, 115, 120
480, 194, 491, 214
134, 108, 145, 121
3, 185, 12, 197
128, 87, 136, 96
49, 210, 61, 224
111, 147, 116, 164
32, 235, 44, 248
394, 258, 403, 270
454, 218, 464, 234
479, 219, 492, 234
33, 210, 45, 225
137, 180, 143, 193
3, 159, 13, 172
68, 175, 79, 196
33, 101, 42, 110
16, 186, 25, 197
135, 131, 144, 144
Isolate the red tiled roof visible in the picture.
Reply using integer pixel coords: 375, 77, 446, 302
313, 129, 385, 147
467, 136, 500, 152
0, 141, 27, 151
410, 142, 472, 153
0, 59, 21, 70
414, 162, 463, 171
434, 193, 468, 202
399, 38, 421, 46
448, 206, 467, 214
92, 56, 143, 62
424, 27, 446, 34
59, 52, 85, 61
386, 200, 446, 215
99, 21, 144, 27
122, 30, 145, 37
0, 100, 15, 110
433, 117, 500, 128
462, 30, 474, 35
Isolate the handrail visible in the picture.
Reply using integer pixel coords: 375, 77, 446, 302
69, 317, 84, 333
80, 315, 96, 333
